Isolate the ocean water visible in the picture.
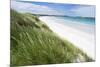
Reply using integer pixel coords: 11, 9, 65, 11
40, 16, 95, 25
42, 16, 95, 34
57, 16, 95, 25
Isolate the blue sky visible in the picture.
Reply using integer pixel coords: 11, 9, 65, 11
11, 0, 95, 17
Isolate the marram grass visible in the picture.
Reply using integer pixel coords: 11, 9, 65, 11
10, 9, 93, 66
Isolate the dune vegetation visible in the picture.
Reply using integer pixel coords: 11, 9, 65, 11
10, 9, 93, 66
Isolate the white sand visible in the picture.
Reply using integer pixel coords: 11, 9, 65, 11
39, 16, 95, 60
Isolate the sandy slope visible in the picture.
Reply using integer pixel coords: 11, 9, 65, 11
39, 16, 95, 60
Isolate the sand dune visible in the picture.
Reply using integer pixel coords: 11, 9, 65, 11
39, 16, 95, 60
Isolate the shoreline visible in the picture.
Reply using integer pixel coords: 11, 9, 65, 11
39, 16, 95, 60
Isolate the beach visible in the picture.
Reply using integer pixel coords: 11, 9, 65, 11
39, 16, 95, 60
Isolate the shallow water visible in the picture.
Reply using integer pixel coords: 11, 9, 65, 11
43, 16, 95, 34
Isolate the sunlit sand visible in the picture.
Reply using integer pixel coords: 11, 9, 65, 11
39, 16, 95, 60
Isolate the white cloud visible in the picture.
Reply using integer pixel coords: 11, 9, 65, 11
11, 0, 95, 17
11, 0, 62, 15
70, 6, 95, 17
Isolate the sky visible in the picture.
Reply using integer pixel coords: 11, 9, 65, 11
11, 0, 95, 17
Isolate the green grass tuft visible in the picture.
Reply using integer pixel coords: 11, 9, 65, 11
10, 9, 93, 66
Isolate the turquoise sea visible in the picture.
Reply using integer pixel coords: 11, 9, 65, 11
58, 16, 95, 25
42, 16, 95, 34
